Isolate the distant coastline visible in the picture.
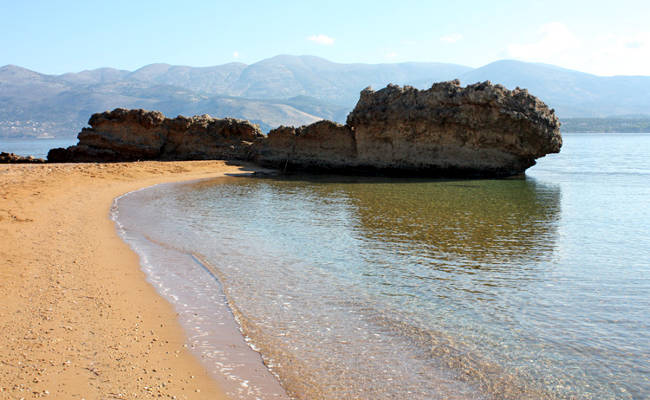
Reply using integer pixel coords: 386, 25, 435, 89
560, 117, 650, 133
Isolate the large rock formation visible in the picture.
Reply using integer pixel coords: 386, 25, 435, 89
48, 108, 263, 162
257, 80, 561, 176
48, 80, 561, 177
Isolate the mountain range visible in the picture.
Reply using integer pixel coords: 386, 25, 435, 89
1, 55, 650, 138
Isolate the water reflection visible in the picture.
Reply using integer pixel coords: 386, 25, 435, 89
351, 178, 560, 264
176, 175, 564, 399
194, 175, 562, 285
189, 176, 561, 266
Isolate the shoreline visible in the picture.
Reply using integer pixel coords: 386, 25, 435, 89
0, 161, 264, 399
112, 180, 291, 399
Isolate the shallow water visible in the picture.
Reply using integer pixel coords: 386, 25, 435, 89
114, 133, 650, 399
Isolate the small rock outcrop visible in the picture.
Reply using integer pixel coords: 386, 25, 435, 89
47, 108, 263, 162
0, 152, 46, 163
257, 80, 561, 176
47, 81, 561, 177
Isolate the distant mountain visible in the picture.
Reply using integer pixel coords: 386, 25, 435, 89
127, 62, 247, 94
0, 64, 326, 137
56, 55, 471, 107
458, 60, 650, 117
1, 56, 650, 139
58, 67, 131, 85
0, 56, 471, 138
283, 95, 350, 123
171, 96, 323, 132
223, 55, 472, 105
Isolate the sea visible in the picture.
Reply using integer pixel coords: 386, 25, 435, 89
7, 133, 650, 399
0, 137, 77, 158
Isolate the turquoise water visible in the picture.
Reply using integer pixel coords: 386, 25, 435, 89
0, 137, 76, 158
115, 133, 649, 399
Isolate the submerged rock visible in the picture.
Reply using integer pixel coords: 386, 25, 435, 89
257, 80, 561, 177
48, 80, 561, 177
47, 108, 263, 162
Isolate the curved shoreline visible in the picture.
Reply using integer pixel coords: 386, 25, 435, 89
0, 160, 264, 399
112, 182, 290, 399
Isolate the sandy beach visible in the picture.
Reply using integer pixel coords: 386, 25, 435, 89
0, 161, 259, 399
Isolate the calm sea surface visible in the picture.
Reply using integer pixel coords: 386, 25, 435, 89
0, 137, 77, 158
114, 133, 649, 400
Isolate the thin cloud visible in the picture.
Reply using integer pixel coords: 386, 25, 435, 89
506, 22, 650, 75
308, 34, 335, 46
507, 22, 580, 59
440, 33, 463, 44
591, 32, 650, 75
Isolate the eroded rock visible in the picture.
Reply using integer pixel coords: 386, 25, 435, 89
47, 108, 263, 162
257, 80, 561, 176
47, 81, 561, 177
256, 120, 356, 171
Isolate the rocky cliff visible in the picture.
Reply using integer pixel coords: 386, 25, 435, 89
48, 108, 263, 162
257, 80, 561, 176
48, 81, 561, 177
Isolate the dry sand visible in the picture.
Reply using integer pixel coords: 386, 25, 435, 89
0, 160, 261, 399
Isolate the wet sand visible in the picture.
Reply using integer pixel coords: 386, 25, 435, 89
0, 161, 260, 399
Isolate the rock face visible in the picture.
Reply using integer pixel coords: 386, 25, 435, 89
48, 108, 263, 162
48, 81, 561, 177
0, 152, 46, 163
256, 120, 356, 170
257, 80, 561, 176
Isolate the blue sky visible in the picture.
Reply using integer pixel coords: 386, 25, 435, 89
2, 0, 649, 76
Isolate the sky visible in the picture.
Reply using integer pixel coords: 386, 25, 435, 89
2, 0, 649, 76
